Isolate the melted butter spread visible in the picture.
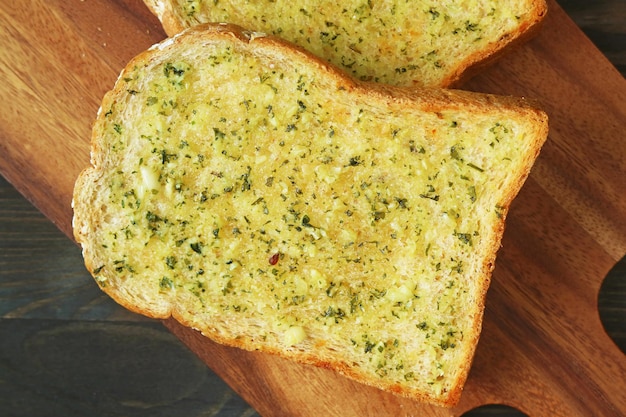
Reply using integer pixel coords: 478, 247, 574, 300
92, 41, 529, 396
172, 0, 529, 86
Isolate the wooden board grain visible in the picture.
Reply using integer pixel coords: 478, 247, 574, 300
0, 0, 624, 416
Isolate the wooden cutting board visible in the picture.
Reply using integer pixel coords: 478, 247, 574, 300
0, 0, 624, 415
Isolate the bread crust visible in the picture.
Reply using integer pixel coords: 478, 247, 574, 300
143, 0, 187, 36
72, 23, 548, 407
443, 1, 548, 88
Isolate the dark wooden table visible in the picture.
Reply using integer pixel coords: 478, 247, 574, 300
1, 1, 623, 416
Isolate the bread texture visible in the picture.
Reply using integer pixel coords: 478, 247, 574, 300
143, 0, 547, 87
72, 23, 548, 407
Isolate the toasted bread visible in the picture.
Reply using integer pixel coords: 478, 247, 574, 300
72, 23, 548, 406
143, 0, 547, 87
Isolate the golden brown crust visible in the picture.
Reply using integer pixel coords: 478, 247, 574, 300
73, 23, 548, 407
142, 0, 186, 36
444, 1, 549, 88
